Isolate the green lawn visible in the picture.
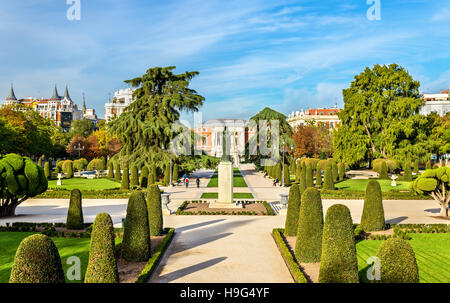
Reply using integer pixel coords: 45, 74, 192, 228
0, 232, 122, 283
356, 233, 450, 283
201, 192, 254, 199
336, 179, 410, 192
47, 178, 121, 191
207, 171, 248, 188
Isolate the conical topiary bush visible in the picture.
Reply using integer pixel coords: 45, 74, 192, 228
173, 163, 179, 183
121, 164, 129, 190
149, 164, 156, 185
338, 163, 345, 181
299, 163, 307, 194
130, 165, 139, 188
305, 164, 314, 188
319, 204, 359, 283
376, 238, 419, 283
84, 212, 119, 283
107, 161, 114, 178
413, 159, 419, 175
283, 163, 291, 186
10, 234, 65, 283
360, 180, 385, 232
66, 189, 84, 229
403, 162, 412, 181
163, 164, 171, 186
295, 187, 323, 263
315, 169, 322, 188
114, 162, 121, 182
140, 165, 149, 188
284, 184, 301, 236
121, 191, 151, 262
295, 162, 301, 182
323, 165, 335, 190
147, 184, 163, 236
379, 161, 388, 179
44, 161, 51, 180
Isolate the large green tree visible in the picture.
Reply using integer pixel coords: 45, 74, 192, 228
109, 67, 204, 166
333, 64, 430, 167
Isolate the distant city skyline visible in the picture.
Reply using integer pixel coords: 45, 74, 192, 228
1, 0, 449, 123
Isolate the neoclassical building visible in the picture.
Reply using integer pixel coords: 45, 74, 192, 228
104, 88, 135, 121
194, 119, 256, 163
421, 88, 450, 116
288, 107, 341, 129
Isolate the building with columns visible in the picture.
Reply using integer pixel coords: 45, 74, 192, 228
104, 88, 135, 121
194, 119, 256, 163
287, 107, 341, 129
421, 88, 450, 116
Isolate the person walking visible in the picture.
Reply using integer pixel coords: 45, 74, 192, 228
185, 176, 189, 189
196, 177, 200, 188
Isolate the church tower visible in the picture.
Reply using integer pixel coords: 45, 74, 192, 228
82, 93, 87, 114
5, 83, 18, 103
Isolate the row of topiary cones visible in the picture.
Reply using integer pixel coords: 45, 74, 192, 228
284, 180, 419, 283
9, 185, 164, 283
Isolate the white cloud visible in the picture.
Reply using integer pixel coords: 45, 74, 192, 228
431, 8, 450, 22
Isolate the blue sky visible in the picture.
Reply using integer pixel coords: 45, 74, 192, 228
0, 0, 449, 124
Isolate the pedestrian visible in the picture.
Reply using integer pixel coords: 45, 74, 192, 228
185, 176, 189, 189
196, 177, 200, 188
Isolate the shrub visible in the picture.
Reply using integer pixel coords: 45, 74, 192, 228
74, 158, 88, 171
66, 189, 84, 229
315, 169, 322, 188
37, 157, 42, 168
121, 164, 129, 190
316, 160, 329, 172
338, 163, 345, 181
173, 163, 179, 182
275, 163, 282, 181
403, 162, 412, 181
360, 180, 385, 232
305, 164, 314, 188
87, 159, 105, 171
140, 165, 149, 188
121, 191, 151, 261
299, 163, 307, 194
284, 184, 301, 236
376, 238, 419, 283
283, 163, 291, 186
379, 161, 388, 179
147, 184, 163, 236
319, 204, 359, 283
163, 164, 170, 186
62, 160, 73, 178
323, 165, 335, 190
130, 165, 139, 188
149, 164, 156, 185
114, 162, 121, 182
413, 159, 419, 174
107, 161, 114, 178
44, 162, 51, 180
9, 234, 64, 283
295, 188, 323, 262
330, 159, 338, 182
295, 162, 301, 182
426, 160, 431, 170
84, 212, 119, 283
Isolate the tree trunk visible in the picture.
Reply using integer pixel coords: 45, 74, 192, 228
0, 199, 19, 218
441, 203, 449, 217
364, 124, 377, 154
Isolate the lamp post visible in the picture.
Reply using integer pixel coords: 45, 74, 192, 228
169, 142, 173, 187
282, 139, 285, 187
74, 142, 84, 158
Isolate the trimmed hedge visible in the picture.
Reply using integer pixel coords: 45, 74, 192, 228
315, 169, 322, 188
295, 188, 323, 263
319, 204, 359, 283
140, 165, 149, 188
376, 238, 419, 283
147, 184, 163, 236
130, 165, 139, 188
413, 159, 419, 174
360, 180, 385, 232
114, 162, 121, 182
379, 161, 388, 179
163, 164, 170, 186
87, 159, 105, 171
121, 164, 129, 190
84, 212, 119, 283
323, 165, 334, 190
338, 162, 345, 181
284, 184, 301, 236
121, 191, 151, 262
107, 161, 114, 178
66, 189, 84, 229
330, 159, 338, 182
44, 162, 51, 180
283, 163, 291, 186
149, 164, 156, 185
62, 160, 73, 178
9, 234, 65, 283
403, 162, 412, 181
295, 162, 301, 182
135, 228, 175, 283
272, 229, 308, 283
173, 163, 179, 182
305, 164, 314, 188
299, 163, 307, 194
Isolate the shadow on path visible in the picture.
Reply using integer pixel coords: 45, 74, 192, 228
386, 216, 408, 224
176, 219, 226, 232
154, 257, 227, 283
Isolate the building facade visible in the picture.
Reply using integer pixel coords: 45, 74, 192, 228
421, 88, 450, 116
194, 119, 256, 163
287, 108, 341, 129
2, 84, 83, 131
104, 88, 135, 121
